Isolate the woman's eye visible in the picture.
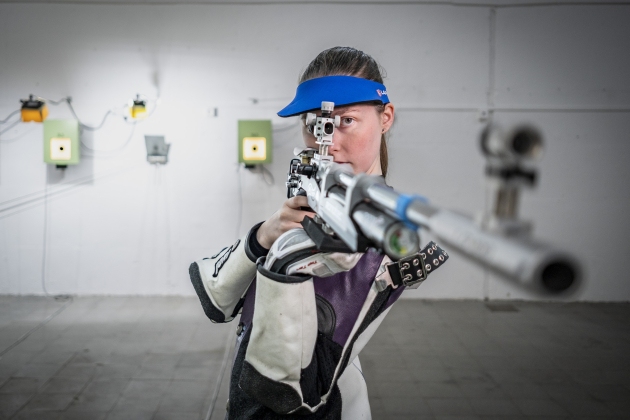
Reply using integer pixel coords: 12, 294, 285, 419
341, 117, 354, 125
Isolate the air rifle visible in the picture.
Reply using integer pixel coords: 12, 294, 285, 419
286, 101, 582, 296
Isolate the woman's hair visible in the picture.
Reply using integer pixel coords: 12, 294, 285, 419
299, 47, 390, 178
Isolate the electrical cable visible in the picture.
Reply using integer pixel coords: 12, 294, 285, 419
488, 7, 497, 122
236, 164, 243, 239
48, 94, 157, 132
258, 165, 275, 186
39, 174, 72, 299
0, 179, 93, 216
0, 163, 144, 219
39, 95, 117, 130
0, 189, 47, 207
160, 165, 174, 287
0, 95, 142, 146
0, 119, 21, 137
0, 129, 22, 144
77, 96, 157, 157
64, 98, 114, 131
483, 6, 497, 296
0, 109, 20, 124
79, 122, 137, 154
46, 97, 70, 106
0, 172, 103, 207
134, 166, 151, 293
41, 180, 51, 297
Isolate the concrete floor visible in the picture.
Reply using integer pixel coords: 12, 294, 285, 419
0, 296, 628, 420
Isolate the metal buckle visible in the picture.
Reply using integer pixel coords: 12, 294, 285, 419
398, 253, 427, 287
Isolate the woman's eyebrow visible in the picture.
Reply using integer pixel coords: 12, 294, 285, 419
333, 107, 361, 115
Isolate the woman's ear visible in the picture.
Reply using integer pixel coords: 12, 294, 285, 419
381, 103, 395, 133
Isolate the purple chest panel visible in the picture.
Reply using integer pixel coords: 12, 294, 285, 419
240, 278, 257, 328
239, 250, 406, 348
313, 250, 384, 346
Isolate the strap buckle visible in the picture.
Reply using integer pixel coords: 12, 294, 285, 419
383, 241, 449, 290
386, 253, 427, 289
399, 254, 428, 287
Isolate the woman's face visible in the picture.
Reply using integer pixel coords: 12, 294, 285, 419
302, 103, 394, 175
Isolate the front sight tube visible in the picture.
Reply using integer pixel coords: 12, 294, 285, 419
362, 182, 582, 296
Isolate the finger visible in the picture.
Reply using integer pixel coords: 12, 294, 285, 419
287, 221, 305, 230
301, 211, 316, 220
286, 195, 309, 209
287, 208, 316, 223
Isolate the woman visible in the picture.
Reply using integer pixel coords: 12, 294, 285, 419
190, 47, 444, 419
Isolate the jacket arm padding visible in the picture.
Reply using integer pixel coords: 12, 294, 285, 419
189, 228, 260, 323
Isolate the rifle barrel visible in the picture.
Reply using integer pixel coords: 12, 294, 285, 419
357, 176, 581, 295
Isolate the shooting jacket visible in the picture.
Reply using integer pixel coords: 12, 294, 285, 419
189, 223, 406, 419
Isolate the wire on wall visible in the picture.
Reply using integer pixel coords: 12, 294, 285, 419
257, 165, 275, 186
80, 122, 137, 156
160, 165, 174, 287
0, 94, 158, 152
236, 164, 243, 239
0, 109, 20, 124
0, 120, 22, 138
66, 99, 115, 131
41, 181, 52, 297
0, 163, 145, 220
40, 175, 73, 299
73, 96, 158, 157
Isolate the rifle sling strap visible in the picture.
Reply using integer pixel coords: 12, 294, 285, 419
386, 241, 449, 288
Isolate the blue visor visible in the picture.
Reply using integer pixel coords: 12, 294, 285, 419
278, 75, 390, 117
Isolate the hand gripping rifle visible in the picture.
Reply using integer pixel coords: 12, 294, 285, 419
286, 101, 582, 296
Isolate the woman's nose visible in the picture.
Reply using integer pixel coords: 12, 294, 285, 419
329, 131, 343, 152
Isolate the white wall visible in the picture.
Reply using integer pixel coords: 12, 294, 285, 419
0, 2, 628, 300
